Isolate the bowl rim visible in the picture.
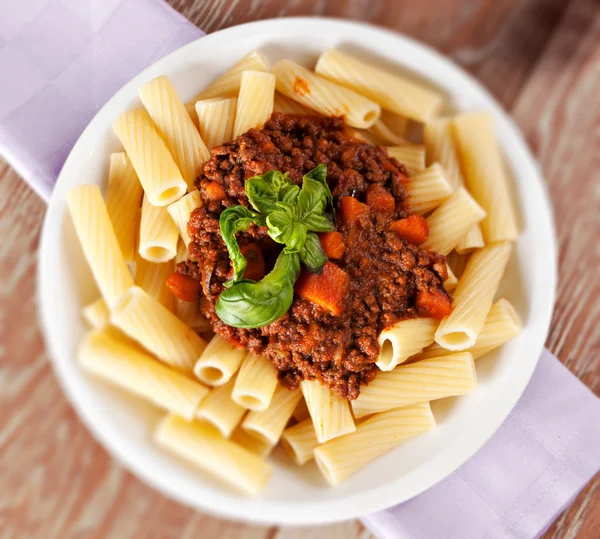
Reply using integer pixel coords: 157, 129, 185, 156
37, 16, 557, 525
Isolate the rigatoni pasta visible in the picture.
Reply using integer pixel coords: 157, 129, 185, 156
111, 286, 206, 374
185, 50, 270, 117
301, 380, 356, 443
272, 60, 380, 129
194, 334, 247, 386
232, 353, 279, 411
314, 402, 436, 486
242, 386, 302, 445
67, 185, 135, 309
105, 152, 143, 263
138, 195, 179, 263
113, 109, 186, 206
281, 418, 319, 465
376, 317, 438, 371
405, 163, 453, 214
351, 352, 477, 418
386, 145, 426, 176
424, 187, 486, 255
420, 298, 522, 360
167, 190, 203, 247
195, 376, 246, 436
195, 98, 237, 149
273, 92, 313, 115
135, 255, 174, 311
315, 49, 443, 122
233, 71, 276, 138
82, 298, 110, 329
155, 415, 271, 495
79, 330, 208, 420
453, 111, 518, 242
139, 75, 210, 191
435, 242, 513, 350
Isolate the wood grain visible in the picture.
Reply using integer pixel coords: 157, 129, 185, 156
1, 1, 599, 538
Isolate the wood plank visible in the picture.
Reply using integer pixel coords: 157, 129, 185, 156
509, 0, 600, 536
1, 0, 598, 537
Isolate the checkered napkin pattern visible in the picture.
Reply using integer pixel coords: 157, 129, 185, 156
0, 0, 203, 200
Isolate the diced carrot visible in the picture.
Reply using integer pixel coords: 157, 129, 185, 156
339, 196, 369, 228
390, 214, 429, 245
240, 243, 265, 281
203, 181, 226, 201
415, 288, 452, 320
166, 272, 202, 302
365, 184, 395, 216
319, 231, 345, 259
295, 262, 350, 316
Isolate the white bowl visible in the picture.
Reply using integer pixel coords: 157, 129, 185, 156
38, 18, 556, 525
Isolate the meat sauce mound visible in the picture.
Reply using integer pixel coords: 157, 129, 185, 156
181, 113, 450, 399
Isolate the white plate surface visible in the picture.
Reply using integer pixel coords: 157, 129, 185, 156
38, 18, 556, 525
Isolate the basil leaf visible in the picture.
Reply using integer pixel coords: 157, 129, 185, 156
266, 207, 294, 244
246, 170, 300, 214
299, 232, 328, 272
219, 206, 265, 288
299, 211, 336, 232
296, 176, 327, 219
215, 251, 300, 328
303, 164, 333, 215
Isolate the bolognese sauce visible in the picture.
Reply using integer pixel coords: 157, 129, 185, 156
175, 113, 451, 399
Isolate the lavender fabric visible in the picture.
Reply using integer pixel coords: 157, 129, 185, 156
362, 349, 600, 539
1, 2, 599, 538
0, 0, 203, 200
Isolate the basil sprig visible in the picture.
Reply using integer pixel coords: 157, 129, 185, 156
215, 164, 335, 328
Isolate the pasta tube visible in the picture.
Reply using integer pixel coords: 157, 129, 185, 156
111, 286, 206, 374
435, 242, 512, 350
386, 145, 426, 176
82, 298, 110, 329
67, 185, 134, 309
113, 109, 186, 206
405, 163, 453, 215
195, 376, 246, 436
185, 51, 270, 117
230, 426, 274, 458
351, 352, 477, 418
232, 353, 278, 411
105, 152, 143, 263
138, 195, 179, 263
452, 111, 518, 242
315, 49, 443, 122
314, 402, 436, 486
424, 187, 486, 255
233, 71, 276, 138
195, 98, 237, 149
301, 380, 356, 443
139, 75, 210, 191
242, 386, 302, 445
174, 298, 211, 332
155, 415, 271, 495
167, 190, 203, 247
281, 418, 319, 465
272, 60, 380, 129
376, 317, 439, 371
79, 330, 208, 420
419, 299, 522, 360
194, 334, 246, 386
273, 92, 312, 115
135, 255, 174, 311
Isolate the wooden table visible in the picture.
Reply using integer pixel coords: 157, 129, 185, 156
1, 0, 598, 537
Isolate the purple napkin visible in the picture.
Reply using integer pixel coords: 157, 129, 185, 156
0, 0, 203, 200
2, 2, 599, 537
362, 349, 600, 539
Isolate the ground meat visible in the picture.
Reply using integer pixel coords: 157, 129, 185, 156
182, 113, 449, 399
